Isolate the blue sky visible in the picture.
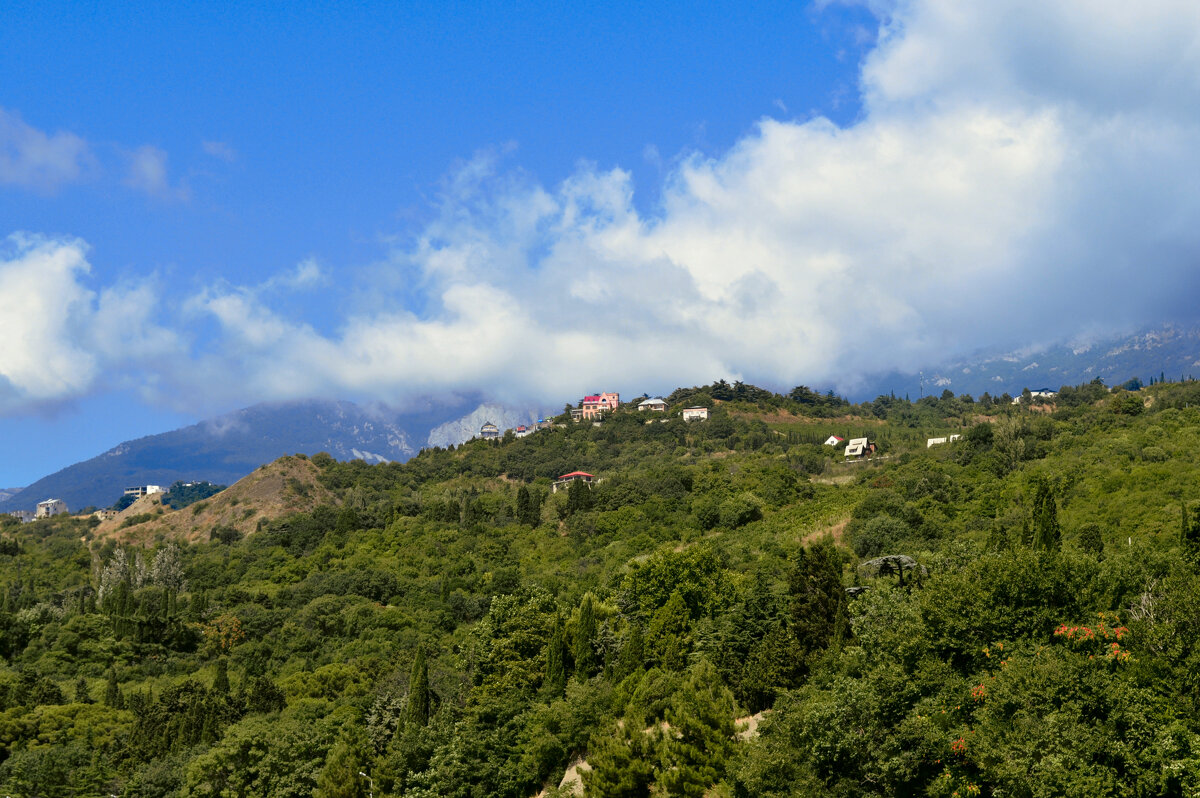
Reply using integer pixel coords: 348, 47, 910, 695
4, 1, 1200, 487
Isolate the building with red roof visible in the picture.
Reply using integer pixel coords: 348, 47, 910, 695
553, 471, 595, 493
581, 392, 619, 420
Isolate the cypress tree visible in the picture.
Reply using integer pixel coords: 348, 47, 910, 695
544, 615, 567, 697
515, 486, 535, 527
212, 657, 230, 694
566, 479, 593, 516
618, 623, 646, 678
105, 666, 124, 709
1031, 478, 1061, 552
789, 541, 849, 659
575, 593, 598, 680
407, 645, 430, 727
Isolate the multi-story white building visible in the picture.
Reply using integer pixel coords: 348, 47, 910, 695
124, 485, 164, 498
35, 499, 69, 519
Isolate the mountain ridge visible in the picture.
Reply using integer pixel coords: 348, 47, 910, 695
0, 398, 544, 514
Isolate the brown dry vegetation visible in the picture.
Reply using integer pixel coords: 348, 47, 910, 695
92, 455, 337, 544
801, 516, 849, 548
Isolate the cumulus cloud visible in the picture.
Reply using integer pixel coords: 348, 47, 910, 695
155, 0, 1200, 406
12, 1, 1200, 414
0, 235, 180, 413
0, 108, 93, 192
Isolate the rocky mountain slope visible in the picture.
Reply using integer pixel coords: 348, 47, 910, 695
0, 398, 541, 514
426, 402, 544, 448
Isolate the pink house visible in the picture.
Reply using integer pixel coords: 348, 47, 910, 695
581, 392, 620, 419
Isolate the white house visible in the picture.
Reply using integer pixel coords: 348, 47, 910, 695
927, 437, 948, 448
9, 510, 34, 523
823, 435, 844, 447
1013, 389, 1058, 404
35, 498, 68, 519
124, 485, 163, 498
480, 422, 500, 440
844, 438, 874, 458
681, 407, 709, 421
638, 398, 667, 412
552, 471, 595, 493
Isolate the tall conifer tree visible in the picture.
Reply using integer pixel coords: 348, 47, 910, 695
105, 666, 123, 709
544, 615, 567, 697
1031, 478, 1061, 552
575, 594, 598, 680
407, 645, 430, 727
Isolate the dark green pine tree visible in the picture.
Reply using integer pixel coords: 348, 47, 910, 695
566, 478, 594, 517
657, 660, 736, 798
544, 615, 567, 697
788, 541, 849, 660
515, 486, 538, 527
105, 666, 124, 709
74, 675, 93, 704
315, 729, 370, 798
575, 593, 598, 680
1031, 478, 1061, 552
617, 623, 646, 679
407, 645, 430, 727
212, 657, 230, 695
1020, 515, 1034, 548
1182, 502, 1200, 564
646, 590, 690, 672
739, 621, 804, 712
582, 715, 661, 798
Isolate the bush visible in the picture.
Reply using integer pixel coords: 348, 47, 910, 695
719, 493, 763, 529
850, 515, 911, 558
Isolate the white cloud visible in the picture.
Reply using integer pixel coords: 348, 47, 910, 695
260, 258, 325, 292
124, 145, 189, 200
158, 1, 1200, 406
13, 1, 1200, 415
0, 235, 180, 413
0, 108, 92, 192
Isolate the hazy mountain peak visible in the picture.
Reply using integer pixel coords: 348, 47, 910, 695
426, 403, 543, 449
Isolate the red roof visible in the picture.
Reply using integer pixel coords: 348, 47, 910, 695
583, 395, 601, 402
558, 471, 594, 479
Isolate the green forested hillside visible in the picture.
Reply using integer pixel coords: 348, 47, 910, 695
3, 381, 1200, 796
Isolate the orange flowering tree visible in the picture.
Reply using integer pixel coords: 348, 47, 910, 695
201, 612, 245, 654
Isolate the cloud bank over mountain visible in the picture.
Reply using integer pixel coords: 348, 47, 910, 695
5, 0, 1200, 414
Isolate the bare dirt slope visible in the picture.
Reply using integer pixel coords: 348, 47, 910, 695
93, 455, 337, 544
